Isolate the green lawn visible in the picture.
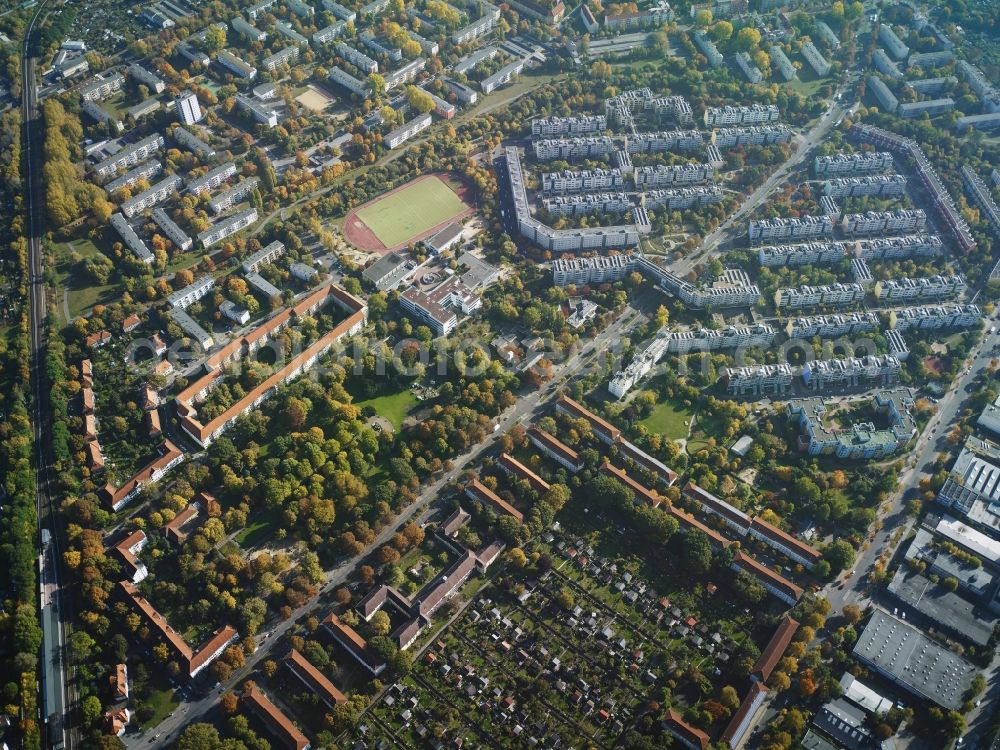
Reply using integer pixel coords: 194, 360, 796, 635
139, 681, 179, 729
55, 238, 119, 320
236, 509, 281, 548
639, 399, 692, 440
355, 389, 416, 431
355, 175, 469, 248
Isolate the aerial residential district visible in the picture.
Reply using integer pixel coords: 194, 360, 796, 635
2, 0, 1000, 748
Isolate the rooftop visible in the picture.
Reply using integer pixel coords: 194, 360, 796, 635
886, 568, 997, 647
852, 608, 977, 710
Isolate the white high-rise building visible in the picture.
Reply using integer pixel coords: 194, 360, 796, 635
175, 92, 202, 126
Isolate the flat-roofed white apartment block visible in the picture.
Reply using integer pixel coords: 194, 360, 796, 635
551, 255, 634, 286
110, 213, 154, 264
633, 163, 714, 188
82, 100, 123, 133
93, 134, 165, 178
121, 174, 183, 218
336, 42, 378, 73
879, 24, 910, 59
128, 63, 166, 93
711, 125, 793, 148
481, 58, 526, 94
187, 162, 237, 196
723, 364, 794, 396
152, 208, 193, 251
231, 16, 267, 41
172, 308, 214, 349
757, 241, 846, 267
327, 66, 371, 97
208, 177, 260, 214
873, 48, 904, 78
626, 130, 703, 153
80, 71, 125, 101
242, 240, 285, 273
262, 45, 300, 72
855, 233, 942, 260
770, 45, 797, 81
814, 151, 893, 176
888, 303, 981, 331
734, 51, 763, 83
534, 136, 615, 160
274, 21, 309, 45
816, 20, 841, 48
842, 209, 926, 236
748, 215, 833, 244
384, 113, 432, 149
802, 355, 901, 390
168, 276, 215, 309
801, 41, 831, 76
867, 75, 899, 113
531, 116, 607, 137
105, 160, 163, 193
235, 94, 279, 128
322, 0, 356, 21
643, 186, 723, 210
313, 21, 348, 44
874, 274, 967, 302
542, 168, 624, 195
383, 58, 427, 91
543, 192, 632, 217
824, 174, 907, 198
197, 208, 258, 248
785, 312, 880, 339
173, 126, 215, 158
664, 323, 775, 354
898, 97, 955, 119
703, 104, 779, 127
244, 271, 282, 299
693, 30, 723, 66
774, 282, 866, 310
215, 50, 257, 80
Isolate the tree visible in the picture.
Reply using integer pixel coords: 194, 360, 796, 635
720, 685, 740, 711
368, 73, 386, 99
556, 587, 575, 609
370, 610, 391, 636
508, 548, 528, 567
405, 85, 434, 114
824, 539, 856, 575
220, 691, 239, 715
177, 723, 224, 750
681, 530, 712, 577
710, 20, 733, 43
735, 27, 762, 51
694, 8, 712, 27
82, 695, 102, 727
842, 603, 862, 625
204, 25, 227, 52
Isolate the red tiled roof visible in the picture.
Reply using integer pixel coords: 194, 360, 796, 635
241, 684, 310, 750
751, 614, 800, 682
664, 708, 709, 750
284, 648, 347, 707
189, 625, 238, 675
163, 502, 201, 545
750, 517, 821, 562
101, 440, 183, 509
557, 396, 621, 440
527, 425, 581, 466
176, 284, 366, 445
601, 461, 662, 507
499, 453, 550, 494
122, 313, 141, 331
683, 481, 751, 528
666, 504, 734, 549
733, 552, 804, 604
617, 439, 678, 485
466, 479, 524, 523
322, 612, 385, 674
721, 681, 769, 745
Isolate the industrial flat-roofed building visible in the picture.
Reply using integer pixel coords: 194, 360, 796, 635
887, 569, 997, 647
852, 608, 976, 710
362, 251, 411, 290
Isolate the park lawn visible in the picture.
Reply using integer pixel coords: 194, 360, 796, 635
236, 509, 281, 548
355, 176, 468, 248
354, 389, 416, 431
140, 681, 179, 729
639, 399, 692, 441
55, 237, 120, 320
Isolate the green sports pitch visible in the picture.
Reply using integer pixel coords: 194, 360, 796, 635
354, 176, 470, 248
